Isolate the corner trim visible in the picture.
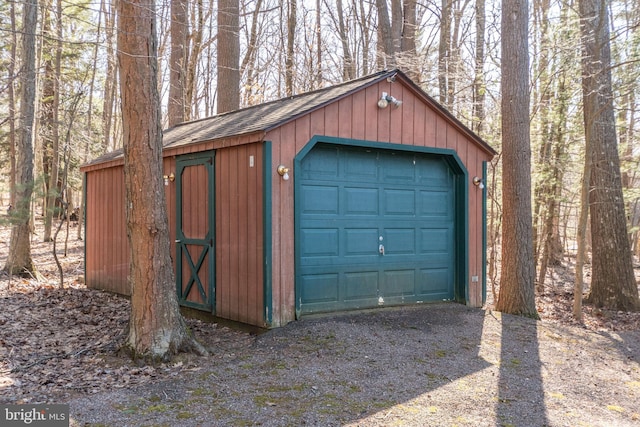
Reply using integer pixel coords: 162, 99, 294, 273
263, 141, 273, 326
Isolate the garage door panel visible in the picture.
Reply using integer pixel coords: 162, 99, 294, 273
418, 268, 453, 298
420, 228, 452, 254
300, 228, 339, 257
383, 189, 416, 215
381, 154, 416, 182
345, 228, 379, 256
383, 228, 416, 254
419, 191, 453, 217
345, 149, 378, 181
344, 271, 379, 300
300, 185, 339, 215
300, 146, 339, 179
300, 273, 339, 304
416, 157, 452, 188
381, 269, 416, 297
344, 187, 379, 215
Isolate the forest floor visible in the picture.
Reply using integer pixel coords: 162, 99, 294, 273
1, 217, 640, 426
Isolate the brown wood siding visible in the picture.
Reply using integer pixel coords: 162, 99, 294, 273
267, 80, 492, 325
85, 160, 178, 295
85, 166, 129, 294
215, 143, 265, 326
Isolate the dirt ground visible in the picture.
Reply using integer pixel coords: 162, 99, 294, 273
1, 217, 640, 426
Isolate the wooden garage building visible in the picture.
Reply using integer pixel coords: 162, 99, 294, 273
81, 69, 496, 328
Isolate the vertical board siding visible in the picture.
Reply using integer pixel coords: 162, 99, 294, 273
215, 143, 264, 326
269, 127, 283, 324
278, 123, 297, 324
85, 166, 128, 294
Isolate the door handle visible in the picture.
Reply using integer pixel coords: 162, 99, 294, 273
379, 244, 385, 255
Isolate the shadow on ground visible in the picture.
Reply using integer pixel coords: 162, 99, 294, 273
67, 304, 570, 427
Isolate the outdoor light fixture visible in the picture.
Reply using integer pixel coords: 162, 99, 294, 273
277, 165, 290, 181
473, 176, 485, 189
377, 92, 402, 109
163, 172, 175, 186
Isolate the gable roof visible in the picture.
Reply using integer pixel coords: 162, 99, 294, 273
83, 69, 495, 168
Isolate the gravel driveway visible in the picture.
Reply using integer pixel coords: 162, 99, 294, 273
68, 303, 640, 427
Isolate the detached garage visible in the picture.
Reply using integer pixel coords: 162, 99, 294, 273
81, 69, 496, 328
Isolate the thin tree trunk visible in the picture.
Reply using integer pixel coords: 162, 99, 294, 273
376, 0, 396, 68
336, 0, 355, 80
399, 0, 419, 80
574, 141, 591, 322
438, 0, 451, 107
41, 0, 57, 242
186, 0, 208, 120
168, 0, 188, 126
447, 0, 470, 110
78, 0, 103, 241
5, 0, 38, 277
8, 0, 17, 207
472, 0, 486, 133
240, 0, 263, 105
285, 0, 296, 95
217, 0, 240, 113
487, 155, 502, 303
102, 0, 117, 152
315, 0, 322, 85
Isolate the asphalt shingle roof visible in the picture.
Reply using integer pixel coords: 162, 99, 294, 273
82, 69, 495, 168
162, 70, 392, 149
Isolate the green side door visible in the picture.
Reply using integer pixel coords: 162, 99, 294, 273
176, 152, 215, 312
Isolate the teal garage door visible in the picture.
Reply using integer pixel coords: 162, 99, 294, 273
297, 143, 457, 314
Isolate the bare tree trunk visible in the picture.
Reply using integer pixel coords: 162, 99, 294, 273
285, 0, 296, 95
5, 0, 38, 277
438, 0, 451, 107
398, 0, 419, 80
336, 0, 355, 80
168, 0, 188, 126
472, 0, 486, 133
102, 0, 117, 152
495, 0, 538, 318
356, 0, 372, 75
574, 139, 591, 322
217, 0, 240, 113
240, 0, 262, 105
376, 0, 396, 68
8, 0, 17, 207
315, 0, 322, 85
447, 0, 470, 110
117, 0, 206, 361
78, 0, 104, 241
579, 0, 640, 311
186, 0, 208, 120
41, 0, 57, 242
487, 155, 502, 303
